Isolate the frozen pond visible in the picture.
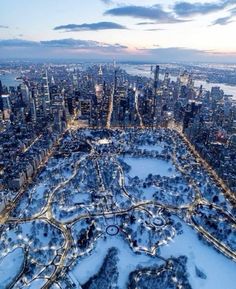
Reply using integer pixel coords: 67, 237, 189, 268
161, 220, 236, 289
70, 219, 236, 289
0, 247, 25, 289
123, 156, 175, 178
71, 236, 161, 289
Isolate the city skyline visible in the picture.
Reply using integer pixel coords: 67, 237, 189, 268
1, 0, 236, 62
0, 61, 236, 288
1, 1, 236, 287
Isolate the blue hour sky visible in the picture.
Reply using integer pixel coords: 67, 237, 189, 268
1, 0, 236, 62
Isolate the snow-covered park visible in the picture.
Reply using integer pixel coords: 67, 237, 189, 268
0, 128, 235, 289
122, 156, 175, 178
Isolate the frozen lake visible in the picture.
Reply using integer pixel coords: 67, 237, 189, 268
71, 219, 236, 289
123, 156, 175, 178
71, 235, 161, 289
0, 247, 25, 289
161, 220, 236, 289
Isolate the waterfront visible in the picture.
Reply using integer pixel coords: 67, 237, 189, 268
0, 72, 22, 87
121, 64, 236, 100
1, 66, 236, 100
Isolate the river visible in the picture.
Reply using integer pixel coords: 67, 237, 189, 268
1, 66, 236, 100
121, 64, 236, 100
0, 73, 22, 87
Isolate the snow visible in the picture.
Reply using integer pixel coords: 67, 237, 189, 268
139, 144, 164, 153
2, 129, 235, 289
68, 272, 82, 288
71, 192, 91, 204
0, 247, 25, 289
71, 235, 162, 289
50, 285, 61, 289
25, 279, 46, 288
160, 220, 236, 289
142, 186, 157, 200
123, 156, 175, 178
97, 138, 111, 145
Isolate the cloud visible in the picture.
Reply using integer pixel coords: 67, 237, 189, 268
0, 38, 128, 59
230, 6, 236, 13
134, 46, 236, 62
0, 38, 127, 50
41, 39, 96, 48
1, 38, 236, 63
136, 22, 157, 25
173, 0, 236, 17
104, 4, 187, 23
211, 4, 236, 25
0, 25, 9, 29
54, 22, 126, 32
100, 0, 113, 3
139, 46, 207, 58
0, 39, 39, 47
40, 38, 127, 49
212, 16, 233, 25
133, 46, 236, 63
144, 28, 165, 31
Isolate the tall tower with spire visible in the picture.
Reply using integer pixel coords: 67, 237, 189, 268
153, 65, 159, 96
95, 65, 104, 101
42, 70, 50, 105
51, 75, 55, 86
98, 65, 103, 84
152, 65, 161, 125
114, 61, 117, 94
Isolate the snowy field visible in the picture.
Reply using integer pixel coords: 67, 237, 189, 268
161, 220, 236, 289
71, 235, 162, 289
123, 156, 175, 178
0, 247, 25, 289
1, 128, 235, 289
25, 279, 46, 289
70, 219, 236, 289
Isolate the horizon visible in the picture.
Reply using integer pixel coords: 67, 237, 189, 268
0, 7, 236, 286
1, 58, 236, 65
1, 0, 236, 62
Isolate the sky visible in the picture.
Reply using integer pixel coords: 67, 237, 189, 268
1, 0, 236, 62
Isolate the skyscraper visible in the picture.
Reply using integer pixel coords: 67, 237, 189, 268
0, 80, 3, 96
153, 65, 162, 126
20, 84, 30, 104
42, 70, 50, 106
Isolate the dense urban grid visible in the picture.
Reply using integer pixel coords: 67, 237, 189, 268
0, 62, 235, 289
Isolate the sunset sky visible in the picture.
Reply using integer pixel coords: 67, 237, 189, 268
1, 0, 236, 61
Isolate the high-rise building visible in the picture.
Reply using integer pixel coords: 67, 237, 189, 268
0, 94, 11, 120
153, 65, 160, 95
0, 80, 3, 96
20, 84, 30, 104
30, 98, 37, 122
42, 70, 50, 106
153, 65, 162, 125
